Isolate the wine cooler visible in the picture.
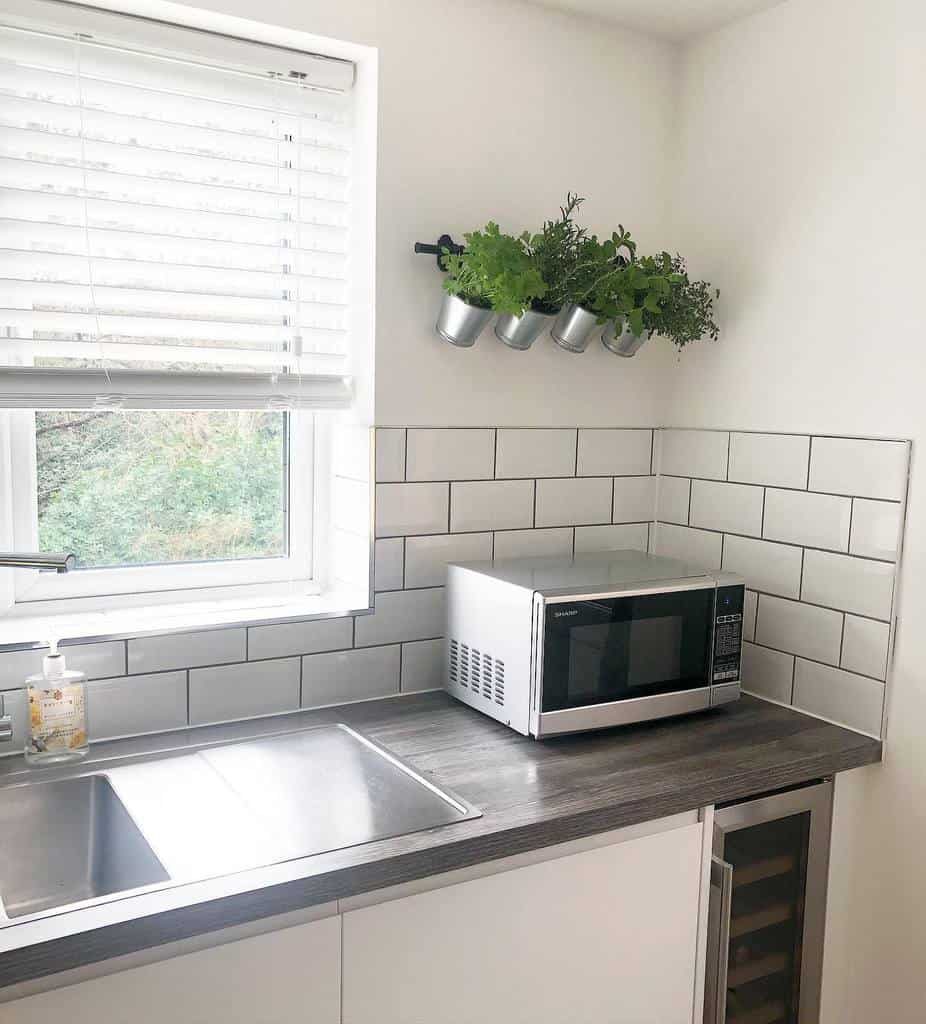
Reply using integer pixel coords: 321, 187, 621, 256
704, 780, 834, 1024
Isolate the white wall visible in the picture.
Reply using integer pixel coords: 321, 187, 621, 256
175, 0, 679, 427
671, 1, 924, 1020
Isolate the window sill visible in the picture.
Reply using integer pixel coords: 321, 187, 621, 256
0, 586, 373, 651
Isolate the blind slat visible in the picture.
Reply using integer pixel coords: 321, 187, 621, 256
0, 2, 357, 404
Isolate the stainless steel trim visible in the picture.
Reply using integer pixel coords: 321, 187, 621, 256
535, 687, 711, 737
539, 577, 716, 602
703, 854, 733, 1024
713, 780, 834, 1024
0, 694, 12, 743
711, 682, 741, 706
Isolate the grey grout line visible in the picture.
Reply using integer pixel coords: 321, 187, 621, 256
492, 428, 498, 479
531, 479, 537, 528
573, 430, 579, 476
742, 586, 890, 626
848, 498, 855, 553
838, 614, 846, 667
185, 669, 190, 725
650, 520, 898, 566
725, 432, 731, 481
760, 487, 767, 536
658, 471, 903, 504
789, 657, 796, 704
402, 427, 408, 482
748, 638, 886, 686
799, 548, 806, 599
686, 478, 693, 525
806, 436, 813, 489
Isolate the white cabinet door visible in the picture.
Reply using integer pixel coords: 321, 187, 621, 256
0, 914, 341, 1024
343, 821, 704, 1024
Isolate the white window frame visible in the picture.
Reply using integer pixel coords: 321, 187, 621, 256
0, 0, 377, 630
5, 409, 318, 609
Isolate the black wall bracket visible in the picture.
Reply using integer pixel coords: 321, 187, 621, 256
414, 234, 464, 270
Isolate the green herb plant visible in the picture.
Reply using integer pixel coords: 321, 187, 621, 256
592, 255, 682, 338
642, 253, 720, 349
442, 222, 547, 317
523, 193, 589, 315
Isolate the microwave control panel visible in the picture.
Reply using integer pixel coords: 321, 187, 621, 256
712, 584, 745, 683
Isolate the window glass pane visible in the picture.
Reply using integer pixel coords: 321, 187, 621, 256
35, 411, 287, 568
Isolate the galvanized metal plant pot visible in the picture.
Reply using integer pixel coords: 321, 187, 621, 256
436, 293, 493, 347
550, 304, 598, 353
494, 309, 553, 350
601, 320, 650, 357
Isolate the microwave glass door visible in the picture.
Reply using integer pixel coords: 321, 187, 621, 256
541, 586, 714, 712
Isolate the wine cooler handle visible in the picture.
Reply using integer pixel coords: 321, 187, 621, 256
704, 855, 734, 1024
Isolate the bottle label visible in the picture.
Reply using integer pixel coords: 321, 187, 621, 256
28, 685, 87, 754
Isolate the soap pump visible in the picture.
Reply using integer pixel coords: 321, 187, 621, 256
24, 641, 89, 766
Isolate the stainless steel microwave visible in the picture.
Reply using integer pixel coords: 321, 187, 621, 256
445, 551, 745, 738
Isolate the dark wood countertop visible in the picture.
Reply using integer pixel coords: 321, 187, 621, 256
0, 692, 881, 990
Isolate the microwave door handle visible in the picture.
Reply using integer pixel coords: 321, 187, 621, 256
704, 855, 734, 1024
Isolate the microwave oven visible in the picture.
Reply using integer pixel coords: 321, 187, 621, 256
445, 551, 745, 738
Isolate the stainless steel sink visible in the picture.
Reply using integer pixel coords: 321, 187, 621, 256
0, 775, 169, 919
0, 724, 479, 925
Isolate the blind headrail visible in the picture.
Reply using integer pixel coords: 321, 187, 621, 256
1, 0, 355, 92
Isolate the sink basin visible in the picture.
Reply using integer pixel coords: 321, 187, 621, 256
0, 775, 169, 919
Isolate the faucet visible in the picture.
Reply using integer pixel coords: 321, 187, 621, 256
0, 694, 11, 743
0, 552, 75, 744
0, 552, 76, 573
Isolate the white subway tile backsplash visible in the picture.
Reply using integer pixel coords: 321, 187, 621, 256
89, 672, 187, 741
850, 499, 901, 561
721, 535, 802, 599
792, 659, 884, 736
404, 533, 492, 588
302, 646, 400, 708
374, 538, 404, 592
0, 641, 125, 689
741, 643, 794, 703
743, 590, 758, 642
729, 433, 809, 489
189, 658, 300, 726
841, 615, 890, 680
376, 482, 448, 538
575, 523, 648, 553
611, 476, 656, 524
809, 437, 909, 501
801, 549, 894, 621
657, 429, 728, 480
762, 489, 851, 551
374, 429, 405, 483
0, 688, 27, 757
657, 476, 690, 525
450, 480, 534, 533
536, 477, 612, 527
689, 480, 763, 536
406, 429, 495, 481
652, 523, 723, 568
248, 617, 353, 661
495, 429, 576, 479
401, 639, 443, 692
493, 527, 573, 560
354, 588, 445, 647
755, 595, 843, 665
577, 429, 652, 477
129, 630, 245, 675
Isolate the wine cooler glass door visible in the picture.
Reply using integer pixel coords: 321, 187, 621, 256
705, 781, 834, 1024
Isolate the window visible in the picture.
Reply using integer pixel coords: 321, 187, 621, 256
0, 0, 375, 616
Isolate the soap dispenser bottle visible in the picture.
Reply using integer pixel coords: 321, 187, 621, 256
25, 641, 89, 765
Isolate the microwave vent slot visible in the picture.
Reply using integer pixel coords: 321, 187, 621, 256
448, 638, 505, 706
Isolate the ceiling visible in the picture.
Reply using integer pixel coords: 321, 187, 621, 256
523, 0, 787, 40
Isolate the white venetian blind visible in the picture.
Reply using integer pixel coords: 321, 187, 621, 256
0, 0, 357, 409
